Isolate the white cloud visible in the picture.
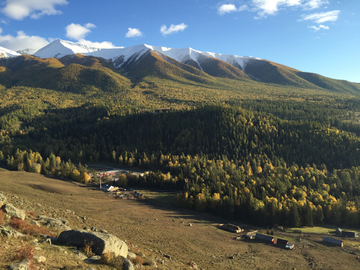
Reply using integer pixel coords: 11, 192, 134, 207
2, 0, 68, 20
77, 39, 116, 48
218, 4, 237, 15
217, 4, 247, 15
251, 0, 328, 17
125, 28, 143, 38
0, 30, 49, 51
308, 24, 329, 31
160, 23, 188, 36
65, 23, 96, 40
304, 0, 328, 10
301, 10, 340, 23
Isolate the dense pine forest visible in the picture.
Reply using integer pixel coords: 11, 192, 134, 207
1, 54, 360, 228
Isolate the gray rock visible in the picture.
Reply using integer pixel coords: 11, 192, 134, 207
8, 259, 30, 270
37, 215, 71, 231
85, 255, 102, 263
57, 229, 128, 258
123, 258, 135, 270
75, 251, 88, 260
30, 220, 40, 227
0, 225, 25, 238
0, 193, 6, 205
1, 203, 26, 220
148, 259, 158, 268
127, 252, 137, 259
33, 255, 46, 263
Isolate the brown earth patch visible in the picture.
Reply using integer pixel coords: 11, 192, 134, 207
1, 170, 360, 269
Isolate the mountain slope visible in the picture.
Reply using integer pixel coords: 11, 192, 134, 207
0, 39, 354, 95
0, 46, 21, 58
121, 50, 218, 85
0, 55, 131, 93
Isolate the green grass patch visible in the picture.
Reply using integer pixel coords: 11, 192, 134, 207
136, 189, 176, 207
290, 225, 359, 235
289, 225, 338, 235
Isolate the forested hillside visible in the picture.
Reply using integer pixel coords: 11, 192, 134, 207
1, 53, 360, 228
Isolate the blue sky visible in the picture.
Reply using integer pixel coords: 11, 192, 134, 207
0, 0, 358, 83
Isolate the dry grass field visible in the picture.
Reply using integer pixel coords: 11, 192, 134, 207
1, 169, 360, 269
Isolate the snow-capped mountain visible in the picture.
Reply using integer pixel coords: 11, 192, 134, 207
0, 46, 21, 58
0, 39, 359, 95
33, 39, 259, 72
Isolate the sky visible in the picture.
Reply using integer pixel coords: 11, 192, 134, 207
0, 0, 358, 83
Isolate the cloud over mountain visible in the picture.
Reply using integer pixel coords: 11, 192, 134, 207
160, 23, 187, 36
0, 30, 49, 51
2, 0, 68, 20
65, 23, 96, 40
126, 28, 143, 38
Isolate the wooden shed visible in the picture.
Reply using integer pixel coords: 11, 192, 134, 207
245, 232, 256, 239
342, 231, 356, 238
285, 242, 295, 250
322, 237, 344, 247
218, 223, 243, 233
276, 238, 289, 248
255, 233, 276, 244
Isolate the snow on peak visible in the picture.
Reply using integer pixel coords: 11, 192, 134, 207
0, 46, 21, 58
34, 39, 103, 59
3, 39, 261, 71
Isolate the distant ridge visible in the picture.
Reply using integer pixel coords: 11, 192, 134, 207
0, 39, 357, 95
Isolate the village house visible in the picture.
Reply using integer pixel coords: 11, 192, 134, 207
322, 237, 344, 247
255, 233, 276, 244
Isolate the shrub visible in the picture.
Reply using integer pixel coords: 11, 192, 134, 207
83, 241, 95, 257
132, 255, 144, 265
9, 217, 56, 237
13, 241, 35, 269
100, 252, 124, 269
0, 209, 5, 225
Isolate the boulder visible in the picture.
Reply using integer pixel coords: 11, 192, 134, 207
1, 203, 26, 220
0, 225, 25, 238
57, 229, 128, 258
37, 215, 71, 231
0, 192, 6, 205
8, 259, 30, 270
127, 252, 137, 260
33, 255, 46, 263
123, 258, 135, 270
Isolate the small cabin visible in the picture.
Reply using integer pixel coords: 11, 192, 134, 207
245, 232, 257, 239
219, 223, 243, 233
285, 242, 295, 250
255, 233, 276, 244
276, 239, 289, 248
336, 228, 342, 236
322, 237, 344, 247
342, 231, 356, 238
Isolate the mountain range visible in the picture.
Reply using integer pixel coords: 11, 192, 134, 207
0, 39, 359, 95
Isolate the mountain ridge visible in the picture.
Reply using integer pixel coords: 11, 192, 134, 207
0, 39, 359, 95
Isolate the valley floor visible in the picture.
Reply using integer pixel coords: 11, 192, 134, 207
1, 170, 360, 269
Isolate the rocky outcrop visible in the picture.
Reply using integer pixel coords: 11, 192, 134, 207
123, 258, 135, 270
0, 192, 6, 205
1, 203, 26, 220
57, 229, 128, 258
0, 225, 25, 238
8, 259, 30, 270
36, 215, 71, 231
